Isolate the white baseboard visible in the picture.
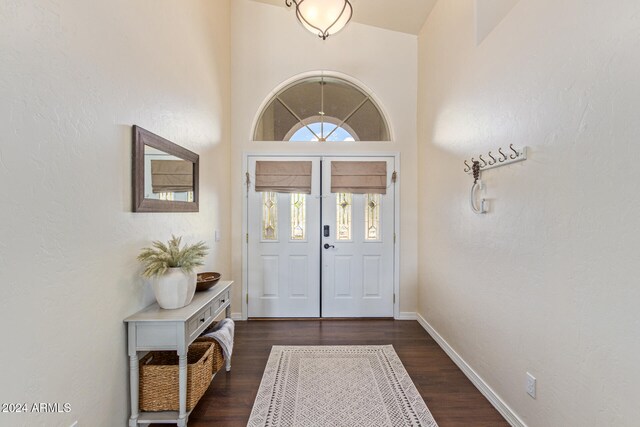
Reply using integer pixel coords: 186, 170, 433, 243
415, 313, 527, 427
233, 312, 416, 321
395, 312, 417, 320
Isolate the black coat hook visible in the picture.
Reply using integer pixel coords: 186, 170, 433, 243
463, 160, 471, 173
488, 151, 497, 165
509, 144, 519, 160
498, 148, 507, 162
479, 155, 487, 167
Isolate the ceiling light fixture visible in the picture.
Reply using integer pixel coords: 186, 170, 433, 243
285, 0, 353, 40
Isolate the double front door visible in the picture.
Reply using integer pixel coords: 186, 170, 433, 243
247, 156, 395, 318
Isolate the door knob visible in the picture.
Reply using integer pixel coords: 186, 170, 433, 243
324, 243, 335, 249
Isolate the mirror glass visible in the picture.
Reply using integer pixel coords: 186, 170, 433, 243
143, 146, 194, 202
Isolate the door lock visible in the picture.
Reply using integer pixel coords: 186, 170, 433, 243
323, 225, 330, 237
323, 243, 335, 249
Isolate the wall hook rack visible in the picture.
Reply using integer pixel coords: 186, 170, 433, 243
464, 144, 528, 174
470, 161, 487, 214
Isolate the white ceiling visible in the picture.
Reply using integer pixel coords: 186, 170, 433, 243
249, 0, 438, 35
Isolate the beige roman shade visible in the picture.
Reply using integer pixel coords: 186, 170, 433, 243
150, 160, 193, 193
331, 161, 387, 194
255, 161, 312, 194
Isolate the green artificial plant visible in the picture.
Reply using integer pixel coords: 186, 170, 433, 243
137, 235, 208, 278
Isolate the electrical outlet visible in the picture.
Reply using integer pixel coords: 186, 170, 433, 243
526, 372, 536, 399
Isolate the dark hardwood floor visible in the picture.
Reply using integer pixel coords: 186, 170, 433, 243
155, 320, 509, 427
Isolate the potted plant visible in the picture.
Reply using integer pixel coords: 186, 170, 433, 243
137, 235, 208, 309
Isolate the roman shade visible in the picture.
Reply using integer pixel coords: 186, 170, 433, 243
255, 161, 312, 194
150, 160, 193, 193
331, 161, 387, 194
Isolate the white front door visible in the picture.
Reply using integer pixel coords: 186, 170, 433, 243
321, 157, 395, 317
247, 156, 395, 318
247, 157, 321, 317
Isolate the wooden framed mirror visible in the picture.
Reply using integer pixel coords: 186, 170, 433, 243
132, 125, 199, 212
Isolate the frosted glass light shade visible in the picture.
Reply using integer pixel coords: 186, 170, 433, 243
288, 0, 353, 40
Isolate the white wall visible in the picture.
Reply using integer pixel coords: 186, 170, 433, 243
230, 0, 418, 316
475, 0, 520, 44
0, 1, 230, 425
418, 1, 640, 426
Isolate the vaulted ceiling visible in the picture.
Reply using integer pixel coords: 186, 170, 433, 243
249, 0, 438, 35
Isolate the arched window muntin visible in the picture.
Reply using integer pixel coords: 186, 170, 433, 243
253, 73, 391, 142
284, 115, 359, 142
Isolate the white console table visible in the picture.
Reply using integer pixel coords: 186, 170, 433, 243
124, 281, 233, 427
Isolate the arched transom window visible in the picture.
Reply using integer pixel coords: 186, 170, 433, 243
254, 76, 390, 142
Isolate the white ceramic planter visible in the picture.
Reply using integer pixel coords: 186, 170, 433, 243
152, 268, 196, 309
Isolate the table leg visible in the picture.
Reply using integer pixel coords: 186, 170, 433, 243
178, 353, 188, 427
129, 354, 139, 427
225, 302, 232, 371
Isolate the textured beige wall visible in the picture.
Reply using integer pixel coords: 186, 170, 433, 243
0, 1, 231, 425
230, 0, 419, 317
418, 0, 640, 425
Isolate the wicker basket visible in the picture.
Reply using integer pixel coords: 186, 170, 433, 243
139, 342, 214, 412
194, 336, 225, 373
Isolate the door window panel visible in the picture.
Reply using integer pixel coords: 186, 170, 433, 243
290, 193, 306, 240
365, 194, 381, 241
336, 193, 352, 240
262, 192, 278, 240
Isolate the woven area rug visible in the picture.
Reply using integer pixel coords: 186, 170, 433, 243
247, 345, 438, 427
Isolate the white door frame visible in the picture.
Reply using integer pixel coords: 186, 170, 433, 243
241, 151, 401, 320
